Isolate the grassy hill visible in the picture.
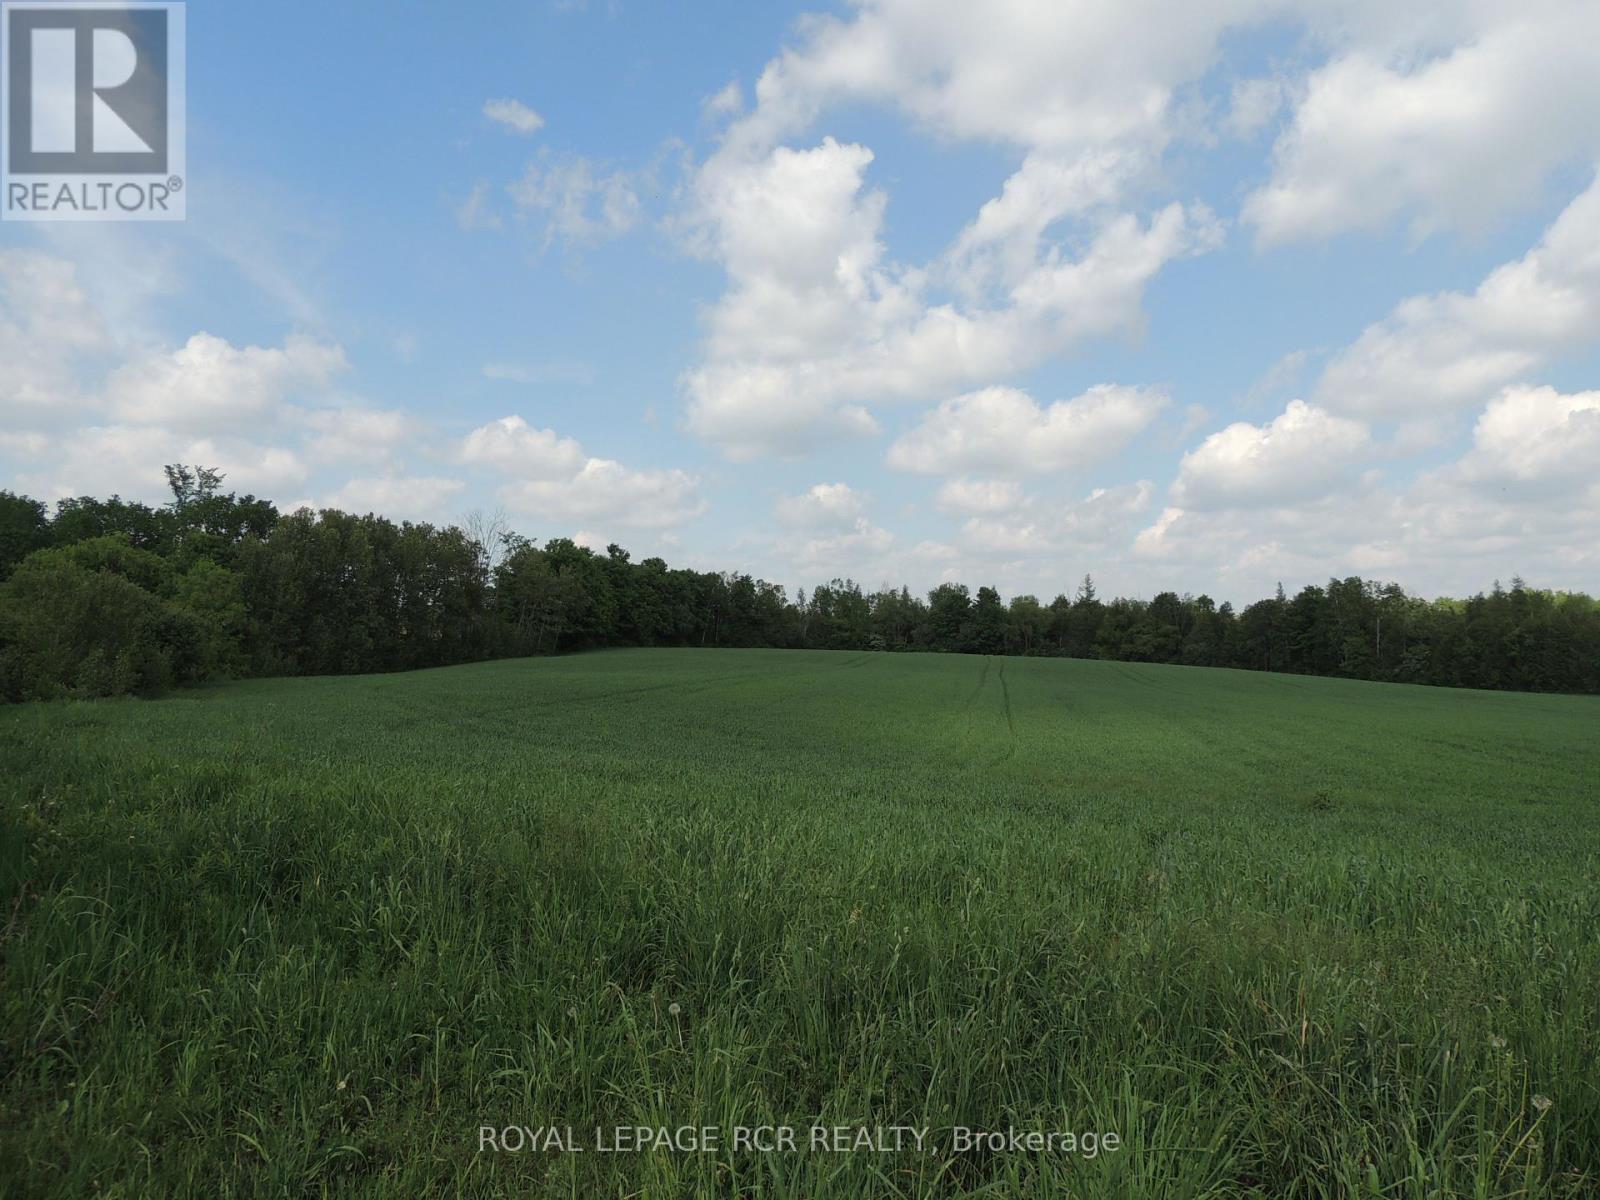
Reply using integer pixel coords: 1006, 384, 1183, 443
3, 649, 1597, 1197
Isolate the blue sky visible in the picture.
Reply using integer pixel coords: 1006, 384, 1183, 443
3, 0, 1598, 603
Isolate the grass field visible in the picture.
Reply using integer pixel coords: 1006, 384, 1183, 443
2, 648, 1598, 1198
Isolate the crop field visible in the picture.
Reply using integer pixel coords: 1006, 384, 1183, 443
2, 648, 1598, 1198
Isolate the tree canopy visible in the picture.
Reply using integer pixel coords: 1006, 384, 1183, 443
2, 470, 1595, 700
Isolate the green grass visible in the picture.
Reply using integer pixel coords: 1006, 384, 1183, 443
2, 648, 1598, 1198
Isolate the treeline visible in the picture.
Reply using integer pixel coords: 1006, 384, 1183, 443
2, 467, 1596, 700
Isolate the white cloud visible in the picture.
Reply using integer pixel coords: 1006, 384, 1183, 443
502, 458, 704, 530
887, 384, 1167, 476
722, 0, 1265, 157
943, 147, 1146, 294
683, 143, 1208, 458
682, 12, 1226, 460
26, 425, 309, 502
1134, 382, 1600, 598
458, 415, 585, 479
1449, 385, 1600, 498
509, 153, 642, 246
703, 80, 743, 121
459, 415, 706, 532
302, 407, 416, 465
1246, 5, 1600, 244
936, 478, 1024, 516
775, 482, 868, 529
965, 480, 1153, 558
30, 224, 184, 347
792, 519, 895, 574
762, 504, 896, 581
0, 431, 49, 458
673, 0, 1600, 461
104, 332, 347, 428
0, 249, 110, 416
483, 98, 546, 135
890, 480, 1154, 594
1059, 480, 1155, 538
1133, 459, 1600, 603
321, 475, 467, 522
1171, 400, 1371, 510
752, 475, 1156, 596
457, 181, 503, 232
1314, 173, 1600, 418
1223, 76, 1285, 140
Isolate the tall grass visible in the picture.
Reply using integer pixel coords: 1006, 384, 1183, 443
3, 650, 1597, 1197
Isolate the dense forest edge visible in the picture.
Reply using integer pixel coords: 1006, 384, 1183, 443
1, 465, 1596, 701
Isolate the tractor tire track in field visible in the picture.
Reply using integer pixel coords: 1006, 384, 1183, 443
997, 659, 1015, 736
960, 656, 1017, 766
993, 659, 1017, 765
1113, 661, 1186, 696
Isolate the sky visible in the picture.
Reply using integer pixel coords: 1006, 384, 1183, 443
2, 0, 1599, 605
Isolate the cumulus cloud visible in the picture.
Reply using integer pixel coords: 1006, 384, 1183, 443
1135, 381, 1600, 599
104, 333, 347, 428
936, 478, 1024, 516
719, 0, 1264, 156
1314, 173, 1600, 418
0, 247, 711, 542
0, 251, 391, 505
678, 0, 1239, 461
942, 147, 1145, 294
509, 152, 642, 247
1448, 385, 1600, 498
1133, 464, 1600, 602
702, 80, 743, 121
0, 249, 111, 416
683, 132, 1215, 457
678, 1, 1600, 461
458, 415, 585, 479
789, 519, 896, 576
775, 482, 868, 529
904, 480, 1154, 591
301, 407, 417, 465
968, 480, 1152, 555
483, 98, 546, 135
887, 384, 1167, 476
1246, 5, 1600, 244
1171, 400, 1371, 510
25, 425, 310, 502
459, 415, 705, 531
320, 475, 468, 522
502, 459, 705, 530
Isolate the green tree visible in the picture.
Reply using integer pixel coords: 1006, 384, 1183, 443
0, 557, 204, 699
927, 583, 971, 651
0, 491, 50, 580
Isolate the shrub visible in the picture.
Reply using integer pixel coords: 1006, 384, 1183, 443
0, 557, 206, 701
27, 534, 176, 595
